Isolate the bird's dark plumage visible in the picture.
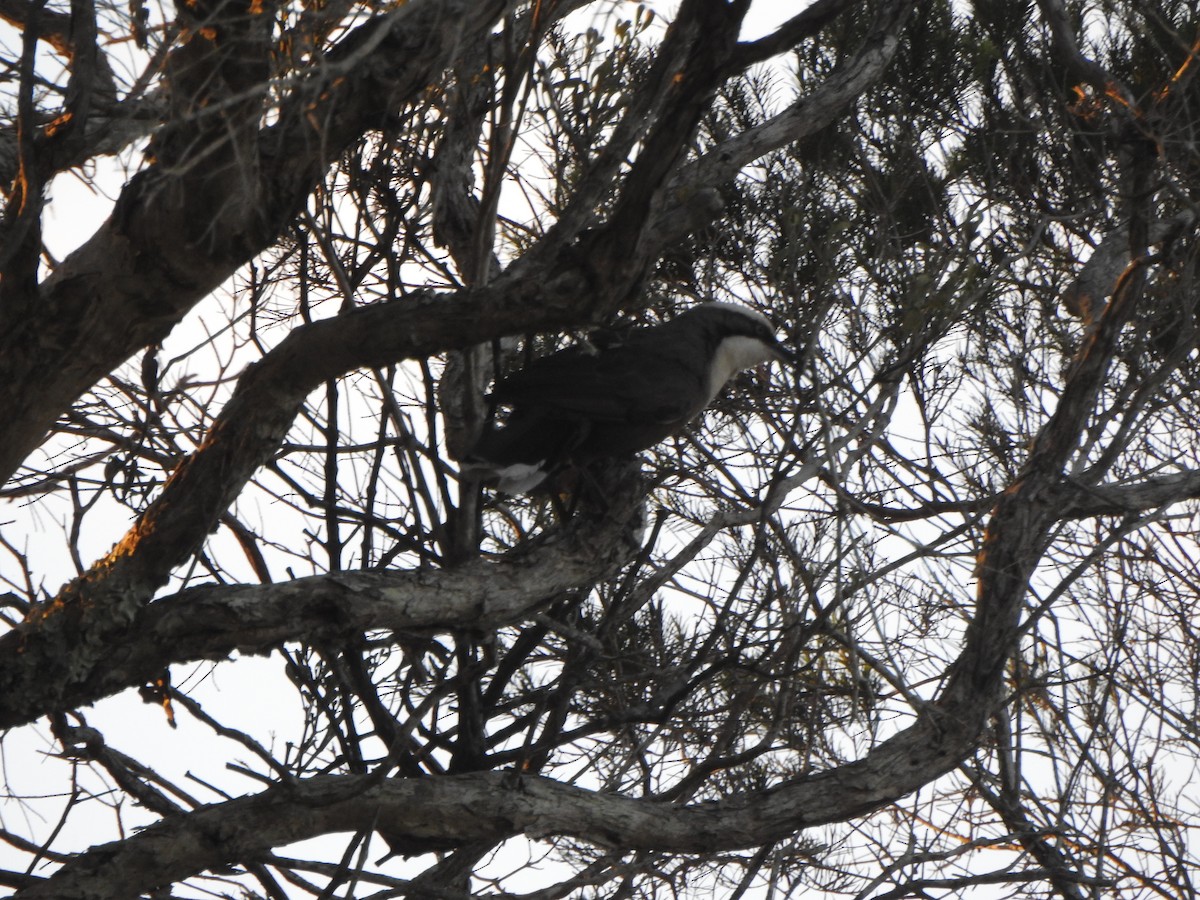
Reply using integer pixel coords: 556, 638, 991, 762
465, 303, 789, 491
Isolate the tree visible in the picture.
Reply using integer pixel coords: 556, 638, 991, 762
3, 0, 1200, 896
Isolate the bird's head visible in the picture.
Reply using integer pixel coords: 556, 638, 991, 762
677, 302, 794, 399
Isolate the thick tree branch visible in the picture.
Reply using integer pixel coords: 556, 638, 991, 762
0, 476, 646, 726
1035, 0, 1123, 97
0, 92, 165, 188
13, 726, 992, 900
943, 255, 1151, 718
729, 0, 854, 71
539, 0, 750, 276
1062, 214, 1195, 322
649, 0, 914, 248
1055, 470, 1200, 517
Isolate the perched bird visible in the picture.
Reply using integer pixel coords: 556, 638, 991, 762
465, 302, 792, 492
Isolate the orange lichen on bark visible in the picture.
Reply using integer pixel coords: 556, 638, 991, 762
1155, 38, 1200, 103
43, 111, 73, 137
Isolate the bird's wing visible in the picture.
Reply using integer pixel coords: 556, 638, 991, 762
492, 339, 705, 424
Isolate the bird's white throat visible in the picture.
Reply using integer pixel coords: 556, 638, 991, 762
706, 335, 777, 401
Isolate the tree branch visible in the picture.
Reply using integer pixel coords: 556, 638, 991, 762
0, 475, 646, 726
649, 0, 914, 250
11, 747, 991, 900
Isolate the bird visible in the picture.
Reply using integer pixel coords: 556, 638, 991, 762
464, 302, 792, 492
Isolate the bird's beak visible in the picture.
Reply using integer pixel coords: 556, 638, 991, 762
767, 340, 799, 367
752, 340, 797, 384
